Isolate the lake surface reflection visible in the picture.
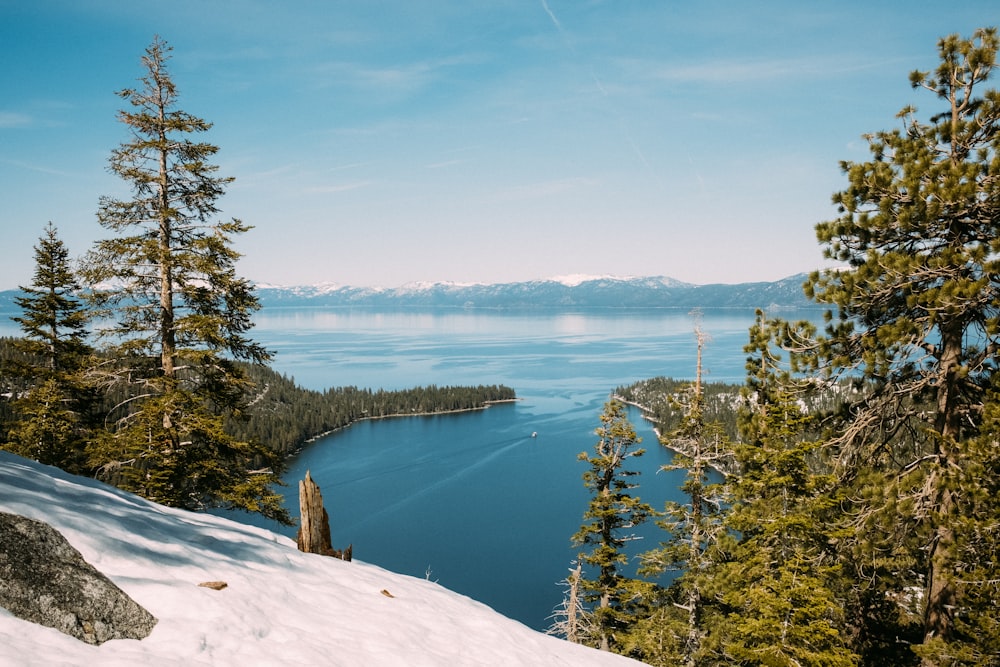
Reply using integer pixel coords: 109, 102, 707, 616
249, 307, 783, 393
237, 307, 821, 630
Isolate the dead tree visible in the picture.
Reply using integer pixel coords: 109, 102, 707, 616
296, 471, 351, 560
548, 561, 591, 644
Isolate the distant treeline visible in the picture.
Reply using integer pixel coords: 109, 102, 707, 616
616, 375, 851, 444
229, 361, 516, 455
0, 336, 515, 458
616, 377, 742, 439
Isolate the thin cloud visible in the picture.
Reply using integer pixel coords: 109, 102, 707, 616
491, 176, 599, 203
425, 145, 481, 169
647, 54, 896, 85
0, 158, 73, 177
313, 53, 486, 95
540, 0, 561, 31
304, 181, 373, 194
329, 160, 380, 172
310, 61, 431, 96
0, 112, 33, 128
424, 159, 467, 169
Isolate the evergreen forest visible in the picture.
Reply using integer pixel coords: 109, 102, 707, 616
552, 28, 1000, 667
0, 334, 514, 459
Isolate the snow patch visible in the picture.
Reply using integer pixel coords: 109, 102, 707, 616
547, 274, 633, 287
0, 452, 639, 666
395, 280, 485, 292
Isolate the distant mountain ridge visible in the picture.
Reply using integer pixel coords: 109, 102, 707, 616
0, 274, 820, 313
252, 274, 818, 310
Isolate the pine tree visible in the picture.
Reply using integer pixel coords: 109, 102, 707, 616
572, 398, 655, 653
4, 223, 95, 472
712, 311, 856, 666
639, 324, 728, 666
80, 37, 288, 523
547, 561, 594, 645
804, 28, 1000, 663
924, 387, 1000, 665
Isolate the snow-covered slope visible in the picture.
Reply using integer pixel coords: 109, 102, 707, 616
0, 451, 638, 666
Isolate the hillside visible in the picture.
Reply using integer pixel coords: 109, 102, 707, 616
0, 451, 639, 666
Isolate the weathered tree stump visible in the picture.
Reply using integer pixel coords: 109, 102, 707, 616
295, 471, 351, 560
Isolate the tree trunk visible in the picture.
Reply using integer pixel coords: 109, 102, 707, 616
296, 470, 333, 555
567, 561, 581, 644
599, 590, 610, 652
157, 111, 174, 383
923, 328, 963, 656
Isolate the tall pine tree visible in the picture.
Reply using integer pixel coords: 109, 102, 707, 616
80, 37, 288, 523
639, 325, 728, 666
932, 386, 1000, 664
4, 223, 95, 473
572, 398, 655, 653
711, 311, 856, 666
804, 28, 1000, 664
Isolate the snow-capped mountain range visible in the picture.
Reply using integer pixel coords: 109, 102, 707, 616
252, 274, 816, 310
0, 274, 819, 313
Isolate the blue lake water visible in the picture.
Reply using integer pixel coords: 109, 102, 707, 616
0, 305, 821, 630
232, 307, 823, 630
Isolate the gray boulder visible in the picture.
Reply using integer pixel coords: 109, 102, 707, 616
0, 511, 157, 644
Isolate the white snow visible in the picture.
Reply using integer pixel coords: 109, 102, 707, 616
547, 274, 631, 287
394, 281, 485, 293
546, 274, 695, 289
0, 451, 638, 666
252, 274, 708, 293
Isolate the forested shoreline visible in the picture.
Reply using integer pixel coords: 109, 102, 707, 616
0, 336, 514, 458
614, 375, 854, 475
226, 360, 516, 456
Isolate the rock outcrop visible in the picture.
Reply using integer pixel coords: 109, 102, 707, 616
0, 511, 157, 644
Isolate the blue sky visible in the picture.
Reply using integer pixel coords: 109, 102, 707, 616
0, 1, 994, 289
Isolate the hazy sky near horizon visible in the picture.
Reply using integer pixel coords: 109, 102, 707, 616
0, 2, 993, 289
